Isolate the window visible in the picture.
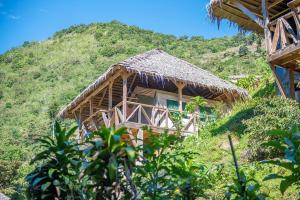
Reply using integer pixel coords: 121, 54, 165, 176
166, 99, 186, 110
199, 106, 217, 123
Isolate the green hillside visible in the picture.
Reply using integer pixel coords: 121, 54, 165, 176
0, 21, 283, 198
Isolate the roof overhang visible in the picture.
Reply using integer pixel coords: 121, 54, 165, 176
208, 0, 291, 33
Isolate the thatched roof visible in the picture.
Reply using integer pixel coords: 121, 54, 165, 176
208, 0, 291, 33
59, 49, 248, 118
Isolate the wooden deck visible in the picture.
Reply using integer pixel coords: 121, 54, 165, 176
80, 100, 211, 137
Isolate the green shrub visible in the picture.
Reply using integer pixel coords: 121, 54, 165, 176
25, 122, 80, 199
237, 76, 256, 90
243, 97, 300, 161
262, 127, 300, 197
239, 45, 249, 57
133, 130, 210, 199
0, 160, 21, 192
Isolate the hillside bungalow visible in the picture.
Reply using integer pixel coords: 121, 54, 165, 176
59, 49, 247, 141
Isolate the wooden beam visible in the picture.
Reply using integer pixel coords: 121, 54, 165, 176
269, 0, 283, 9
271, 65, 287, 98
271, 20, 280, 53
233, 1, 264, 28
121, 72, 131, 122
71, 70, 122, 114
128, 73, 137, 96
262, 0, 271, 54
89, 99, 93, 115
288, 0, 300, 9
108, 81, 113, 110
289, 68, 296, 99
97, 87, 108, 107
279, 19, 290, 49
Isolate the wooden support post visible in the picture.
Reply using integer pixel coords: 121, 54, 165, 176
137, 128, 143, 159
174, 81, 185, 112
108, 81, 113, 110
121, 72, 130, 123
79, 107, 84, 140
89, 99, 93, 116
262, 0, 271, 54
271, 65, 287, 98
289, 68, 296, 99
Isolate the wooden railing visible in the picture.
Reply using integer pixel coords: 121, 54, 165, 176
81, 101, 206, 134
268, 9, 300, 55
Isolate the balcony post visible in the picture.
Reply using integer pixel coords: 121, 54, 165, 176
174, 81, 186, 112
121, 72, 130, 123
289, 68, 296, 99
108, 80, 113, 110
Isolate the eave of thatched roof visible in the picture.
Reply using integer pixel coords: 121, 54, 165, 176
58, 49, 248, 118
208, 0, 291, 33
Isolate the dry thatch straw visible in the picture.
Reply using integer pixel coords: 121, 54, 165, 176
207, 0, 290, 34
59, 49, 248, 118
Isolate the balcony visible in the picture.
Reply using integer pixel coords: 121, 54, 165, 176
268, 8, 300, 68
80, 100, 215, 137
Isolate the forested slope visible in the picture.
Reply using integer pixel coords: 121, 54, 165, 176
0, 21, 272, 197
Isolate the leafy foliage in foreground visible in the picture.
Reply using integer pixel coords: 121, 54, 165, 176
81, 127, 137, 199
25, 122, 80, 199
225, 171, 266, 200
26, 123, 215, 199
262, 127, 300, 196
134, 130, 211, 199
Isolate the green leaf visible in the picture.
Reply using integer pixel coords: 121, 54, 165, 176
280, 179, 294, 194
261, 140, 285, 150
54, 121, 61, 135
65, 125, 78, 139
267, 130, 290, 137
108, 158, 118, 181
125, 146, 136, 161
41, 182, 51, 191
53, 179, 60, 186
263, 173, 283, 181
48, 168, 57, 178
32, 176, 47, 187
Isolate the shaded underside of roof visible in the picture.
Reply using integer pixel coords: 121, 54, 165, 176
208, 0, 291, 33
59, 49, 248, 118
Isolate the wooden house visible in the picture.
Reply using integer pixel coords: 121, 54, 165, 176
59, 49, 247, 141
208, 0, 300, 100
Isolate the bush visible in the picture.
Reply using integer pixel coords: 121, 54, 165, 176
0, 160, 21, 191
239, 45, 249, 56
243, 97, 300, 161
237, 76, 256, 90
262, 127, 300, 196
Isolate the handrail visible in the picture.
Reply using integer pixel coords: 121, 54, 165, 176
268, 9, 300, 55
81, 100, 201, 134
82, 109, 110, 124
